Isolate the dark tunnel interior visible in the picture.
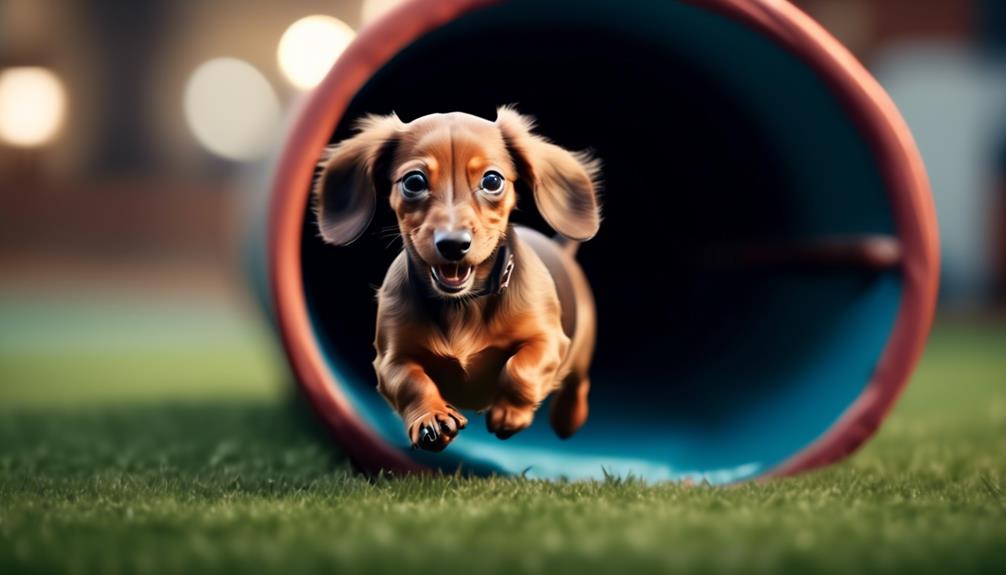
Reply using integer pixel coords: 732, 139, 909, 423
297, 0, 903, 481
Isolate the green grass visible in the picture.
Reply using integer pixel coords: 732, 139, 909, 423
1, 321, 1004, 574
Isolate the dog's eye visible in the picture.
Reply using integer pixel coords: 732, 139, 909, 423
479, 171, 505, 195
400, 171, 428, 199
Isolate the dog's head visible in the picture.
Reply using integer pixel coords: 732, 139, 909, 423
314, 106, 600, 298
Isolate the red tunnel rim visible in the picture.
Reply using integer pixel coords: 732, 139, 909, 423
267, 0, 940, 480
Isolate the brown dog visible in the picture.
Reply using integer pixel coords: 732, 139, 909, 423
313, 107, 600, 451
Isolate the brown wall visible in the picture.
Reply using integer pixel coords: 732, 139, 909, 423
797, 0, 974, 60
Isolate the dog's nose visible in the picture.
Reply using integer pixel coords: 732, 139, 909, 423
434, 229, 472, 261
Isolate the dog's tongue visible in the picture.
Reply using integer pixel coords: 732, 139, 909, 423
436, 264, 471, 286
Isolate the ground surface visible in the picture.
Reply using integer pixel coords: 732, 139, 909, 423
0, 319, 1004, 575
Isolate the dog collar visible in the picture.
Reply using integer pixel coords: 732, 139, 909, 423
484, 232, 516, 296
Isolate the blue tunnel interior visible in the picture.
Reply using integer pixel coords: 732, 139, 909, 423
299, 0, 902, 483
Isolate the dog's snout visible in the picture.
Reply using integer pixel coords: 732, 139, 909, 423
434, 229, 472, 261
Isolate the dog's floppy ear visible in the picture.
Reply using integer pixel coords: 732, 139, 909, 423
495, 106, 601, 241
313, 113, 403, 245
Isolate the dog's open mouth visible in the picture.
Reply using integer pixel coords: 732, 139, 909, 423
431, 264, 474, 294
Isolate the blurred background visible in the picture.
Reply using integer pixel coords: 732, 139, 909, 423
0, 0, 1004, 404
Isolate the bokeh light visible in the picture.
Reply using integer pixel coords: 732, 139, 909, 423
277, 15, 355, 90
361, 0, 407, 24
183, 57, 281, 161
0, 67, 67, 148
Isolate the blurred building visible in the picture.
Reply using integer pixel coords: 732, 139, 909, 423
800, 0, 1006, 308
0, 0, 1004, 310
0, 0, 376, 299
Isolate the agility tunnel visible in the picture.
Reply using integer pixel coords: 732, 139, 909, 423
265, 0, 939, 483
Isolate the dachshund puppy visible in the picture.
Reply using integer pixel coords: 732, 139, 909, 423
314, 107, 600, 451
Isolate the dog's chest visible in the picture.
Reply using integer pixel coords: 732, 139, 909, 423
424, 347, 509, 409
423, 321, 511, 409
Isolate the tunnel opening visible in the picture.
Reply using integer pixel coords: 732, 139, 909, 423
298, 0, 901, 482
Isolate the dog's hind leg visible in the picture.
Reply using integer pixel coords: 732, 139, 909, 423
549, 372, 590, 439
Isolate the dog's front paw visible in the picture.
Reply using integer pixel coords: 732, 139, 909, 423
407, 405, 468, 452
485, 400, 535, 439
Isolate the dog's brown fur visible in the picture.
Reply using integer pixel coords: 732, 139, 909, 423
314, 107, 600, 451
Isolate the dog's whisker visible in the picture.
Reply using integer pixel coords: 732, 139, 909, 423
375, 226, 404, 249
